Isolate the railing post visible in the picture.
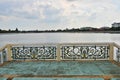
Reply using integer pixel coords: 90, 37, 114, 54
57, 44, 61, 61
109, 43, 114, 61
7, 44, 12, 61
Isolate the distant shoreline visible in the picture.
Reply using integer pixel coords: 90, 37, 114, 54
1, 26, 120, 34
0, 31, 120, 34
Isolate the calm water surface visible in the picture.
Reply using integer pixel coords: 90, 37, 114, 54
0, 33, 120, 47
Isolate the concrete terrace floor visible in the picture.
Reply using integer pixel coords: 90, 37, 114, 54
0, 61, 120, 76
0, 78, 120, 80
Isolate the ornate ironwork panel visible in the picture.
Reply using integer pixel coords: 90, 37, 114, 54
61, 45, 109, 60
12, 46, 57, 60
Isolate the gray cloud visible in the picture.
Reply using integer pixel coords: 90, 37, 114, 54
66, 0, 77, 2
0, 0, 39, 19
0, 0, 120, 30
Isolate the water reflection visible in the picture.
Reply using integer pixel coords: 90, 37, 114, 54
0, 33, 120, 47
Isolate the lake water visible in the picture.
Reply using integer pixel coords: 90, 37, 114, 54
0, 33, 120, 47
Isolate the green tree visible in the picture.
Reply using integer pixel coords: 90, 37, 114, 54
15, 28, 19, 32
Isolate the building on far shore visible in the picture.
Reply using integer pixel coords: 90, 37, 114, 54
100, 26, 110, 30
112, 22, 120, 28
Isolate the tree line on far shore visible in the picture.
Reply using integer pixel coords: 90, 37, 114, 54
0, 26, 120, 33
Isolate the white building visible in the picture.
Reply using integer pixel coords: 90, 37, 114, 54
112, 22, 120, 28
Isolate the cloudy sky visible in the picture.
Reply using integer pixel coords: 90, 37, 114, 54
0, 0, 120, 30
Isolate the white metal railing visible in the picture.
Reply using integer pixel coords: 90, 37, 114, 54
10, 43, 111, 61
0, 42, 120, 64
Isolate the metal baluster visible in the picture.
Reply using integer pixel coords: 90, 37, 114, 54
2, 49, 7, 62
61, 46, 64, 59
117, 48, 120, 62
0, 52, 3, 64
93, 45, 96, 60
106, 46, 109, 59
54, 46, 57, 59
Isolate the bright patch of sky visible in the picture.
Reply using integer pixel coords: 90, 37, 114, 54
0, 0, 120, 30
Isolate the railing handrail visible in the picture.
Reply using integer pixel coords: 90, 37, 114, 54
0, 45, 7, 52
8, 42, 114, 46
113, 42, 120, 49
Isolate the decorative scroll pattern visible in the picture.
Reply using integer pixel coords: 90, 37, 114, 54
61, 45, 109, 60
12, 46, 57, 60
116, 48, 120, 62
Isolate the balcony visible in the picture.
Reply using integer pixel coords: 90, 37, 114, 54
0, 42, 120, 80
